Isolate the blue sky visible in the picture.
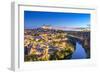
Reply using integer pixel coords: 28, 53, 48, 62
24, 11, 90, 29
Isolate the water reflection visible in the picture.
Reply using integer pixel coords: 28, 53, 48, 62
71, 42, 86, 59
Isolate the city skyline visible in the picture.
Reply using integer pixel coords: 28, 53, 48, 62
24, 11, 90, 29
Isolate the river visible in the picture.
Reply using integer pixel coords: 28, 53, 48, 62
71, 42, 87, 59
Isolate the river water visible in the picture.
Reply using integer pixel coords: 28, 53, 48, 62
71, 42, 87, 59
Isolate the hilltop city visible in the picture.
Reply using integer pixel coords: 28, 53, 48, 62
24, 25, 90, 61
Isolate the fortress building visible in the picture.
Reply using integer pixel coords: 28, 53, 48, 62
41, 24, 52, 30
